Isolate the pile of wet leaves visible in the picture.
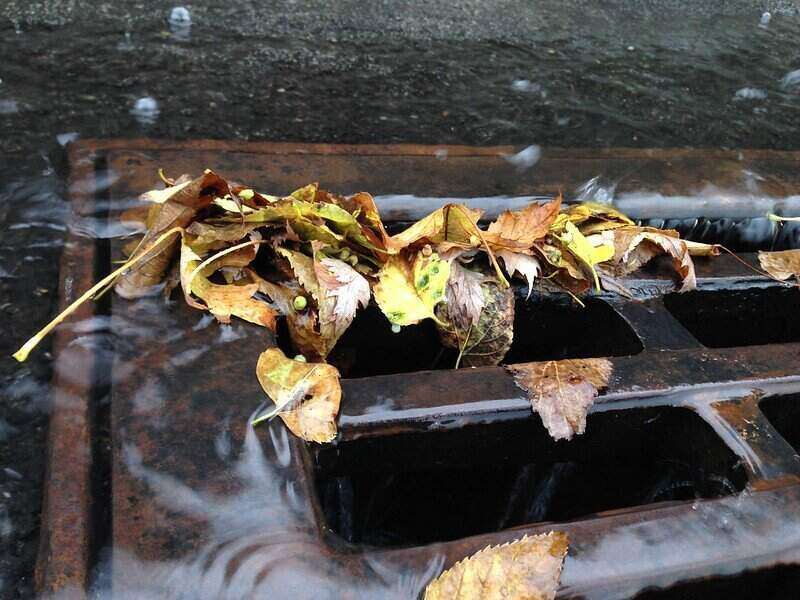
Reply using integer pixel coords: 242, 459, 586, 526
17, 169, 800, 446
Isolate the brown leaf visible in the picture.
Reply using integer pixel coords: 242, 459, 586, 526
387, 204, 484, 252
486, 196, 561, 248
423, 532, 569, 600
610, 227, 697, 292
758, 249, 800, 282
507, 358, 612, 441
254, 347, 341, 443
443, 260, 486, 330
115, 170, 228, 298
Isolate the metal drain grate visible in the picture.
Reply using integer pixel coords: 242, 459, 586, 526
40, 141, 800, 598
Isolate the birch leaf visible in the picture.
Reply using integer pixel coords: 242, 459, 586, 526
507, 358, 612, 441
388, 204, 484, 252
557, 221, 614, 290
373, 252, 450, 326
254, 347, 341, 443
758, 250, 800, 281
424, 532, 569, 600
498, 250, 540, 299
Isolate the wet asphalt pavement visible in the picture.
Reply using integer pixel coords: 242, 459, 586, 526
1, 0, 800, 597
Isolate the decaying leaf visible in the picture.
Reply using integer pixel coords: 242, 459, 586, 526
437, 272, 515, 367
314, 250, 371, 341
373, 252, 450, 326
758, 249, 800, 282
507, 358, 612, 441
254, 347, 341, 443
442, 260, 486, 329
423, 532, 569, 600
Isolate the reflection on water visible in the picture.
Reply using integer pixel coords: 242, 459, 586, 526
1, 1, 800, 597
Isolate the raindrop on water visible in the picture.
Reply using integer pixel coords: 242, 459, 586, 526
504, 145, 541, 171
734, 87, 767, 101
760, 12, 772, 27
511, 79, 542, 94
131, 96, 160, 125
781, 69, 800, 91
168, 6, 192, 41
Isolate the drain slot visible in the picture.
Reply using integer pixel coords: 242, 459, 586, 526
280, 295, 642, 378
664, 287, 800, 348
313, 406, 746, 547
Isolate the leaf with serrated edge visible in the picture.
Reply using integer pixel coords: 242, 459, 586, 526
255, 347, 341, 443
314, 253, 370, 340
487, 196, 561, 248
507, 358, 612, 441
424, 532, 569, 600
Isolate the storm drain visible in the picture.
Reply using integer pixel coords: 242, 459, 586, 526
39, 141, 800, 599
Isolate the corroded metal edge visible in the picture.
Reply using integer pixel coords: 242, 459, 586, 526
34, 145, 99, 598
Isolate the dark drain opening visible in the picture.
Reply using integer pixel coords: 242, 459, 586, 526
634, 564, 800, 599
279, 294, 642, 378
759, 394, 800, 453
664, 287, 800, 348
313, 407, 746, 548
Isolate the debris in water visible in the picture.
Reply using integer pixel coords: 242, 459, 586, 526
15, 172, 720, 443
423, 532, 569, 600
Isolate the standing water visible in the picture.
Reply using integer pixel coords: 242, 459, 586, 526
2, 1, 800, 598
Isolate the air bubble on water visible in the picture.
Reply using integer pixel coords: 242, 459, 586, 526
511, 79, 542, 94
435, 148, 448, 161
131, 96, 160, 125
760, 12, 772, 27
391, 324, 401, 333
504, 145, 541, 171
0, 99, 19, 115
734, 87, 767, 101
781, 69, 800, 90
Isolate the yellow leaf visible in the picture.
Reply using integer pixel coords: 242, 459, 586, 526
387, 204, 483, 252
373, 252, 450, 326
253, 347, 341, 443
424, 532, 569, 600
556, 221, 614, 290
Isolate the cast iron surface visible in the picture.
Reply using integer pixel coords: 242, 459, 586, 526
41, 141, 800, 598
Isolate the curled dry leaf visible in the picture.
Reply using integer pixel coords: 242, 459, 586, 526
611, 227, 697, 292
507, 358, 612, 441
387, 203, 484, 252
254, 347, 341, 443
373, 252, 450, 326
437, 272, 515, 367
423, 532, 569, 600
758, 249, 800, 282
116, 170, 228, 298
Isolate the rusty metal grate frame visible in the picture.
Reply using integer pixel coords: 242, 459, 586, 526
39, 140, 800, 598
